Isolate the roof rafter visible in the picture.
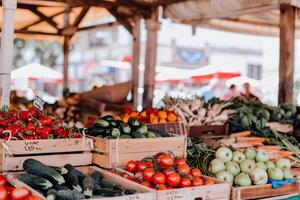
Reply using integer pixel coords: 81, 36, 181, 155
108, 7, 133, 34
28, 7, 60, 31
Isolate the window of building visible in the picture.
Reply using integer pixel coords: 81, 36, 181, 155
247, 63, 262, 80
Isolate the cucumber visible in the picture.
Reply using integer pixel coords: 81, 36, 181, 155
111, 128, 121, 139
82, 176, 95, 197
125, 189, 137, 195
23, 159, 65, 185
120, 123, 131, 134
53, 184, 70, 191
101, 115, 114, 122
46, 189, 58, 200
64, 164, 85, 177
109, 121, 118, 128
148, 128, 171, 137
17, 173, 53, 190
52, 167, 68, 175
132, 132, 146, 138
87, 128, 106, 136
90, 171, 103, 186
94, 119, 109, 128
98, 178, 116, 188
120, 134, 132, 139
93, 186, 122, 197
136, 125, 148, 134
147, 131, 157, 138
128, 118, 141, 127
64, 170, 82, 192
57, 190, 84, 200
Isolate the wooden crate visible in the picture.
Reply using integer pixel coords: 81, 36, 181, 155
150, 176, 231, 200
10, 166, 155, 200
231, 181, 300, 200
92, 136, 187, 168
146, 122, 187, 136
189, 124, 229, 137
0, 138, 94, 171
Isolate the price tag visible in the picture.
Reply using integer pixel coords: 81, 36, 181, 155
24, 140, 42, 152
165, 190, 192, 200
33, 96, 45, 111
124, 195, 142, 200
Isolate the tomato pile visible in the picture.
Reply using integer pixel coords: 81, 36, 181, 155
114, 153, 215, 190
0, 175, 41, 200
114, 107, 178, 124
0, 107, 81, 140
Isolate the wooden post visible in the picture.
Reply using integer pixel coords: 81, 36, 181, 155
0, 0, 16, 106
63, 7, 70, 92
131, 16, 141, 109
278, 5, 296, 104
143, 8, 159, 108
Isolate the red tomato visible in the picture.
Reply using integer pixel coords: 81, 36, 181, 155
145, 161, 153, 167
24, 195, 42, 200
180, 177, 192, 188
11, 187, 30, 200
163, 168, 175, 176
126, 160, 137, 173
175, 158, 186, 165
190, 168, 202, 178
140, 181, 152, 188
136, 162, 148, 172
122, 173, 135, 181
6, 186, 14, 196
167, 172, 181, 187
152, 173, 166, 185
159, 154, 174, 167
0, 187, 8, 200
156, 184, 167, 190
177, 164, 190, 174
0, 176, 6, 187
143, 168, 155, 181
204, 178, 215, 185
192, 177, 204, 186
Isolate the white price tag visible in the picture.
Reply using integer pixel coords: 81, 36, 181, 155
33, 96, 45, 111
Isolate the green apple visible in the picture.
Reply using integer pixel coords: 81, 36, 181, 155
256, 162, 267, 171
276, 158, 291, 169
268, 168, 284, 181
225, 161, 240, 177
216, 171, 234, 184
232, 151, 246, 163
249, 167, 268, 185
282, 168, 293, 179
234, 173, 252, 186
244, 147, 256, 160
216, 147, 233, 163
256, 149, 269, 162
209, 159, 225, 175
265, 161, 276, 169
240, 159, 256, 173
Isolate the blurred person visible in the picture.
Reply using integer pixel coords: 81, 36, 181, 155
241, 82, 260, 102
201, 78, 219, 102
223, 84, 239, 100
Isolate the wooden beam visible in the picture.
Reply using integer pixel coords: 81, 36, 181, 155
73, 6, 90, 27
115, 0, 150, 17
77, 21, 118, 31
143, 8, 159, 107
28, 7, 59, 30
15, 29, 61, 35
131, 16, 141, 109
278, 4, 296, 104
108, 8, 133, 34
63, 7, 70, 91
20, 10, 65, 30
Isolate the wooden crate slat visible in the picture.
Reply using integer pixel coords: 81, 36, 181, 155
3, 153, 93, 171
146, 122, 187, 136
231, 182, 299, 200
1, 138, 94, 155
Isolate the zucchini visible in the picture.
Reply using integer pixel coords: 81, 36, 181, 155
90, 171, 103, 186
94, 119, 109, 128
57, 190, 84, 200
64, 170, 82, 192
128, 118, 141, 127
46, 189, 58, 200
135, 125, 148, 134
111, 128, 121, 139
147, 131, 157, 138
82, 176, 95, 197
101, 115, 114, 122
17, 173, 53, 190
53, 184, 71, 191
120, 123, 131, 134
64, 164, 85, 177
125, 189, 137, 195
109, 121, 118, 128
148, 128, 170, 137
120, 134, 132, 139
93, 186, 122, 197
104, 135, 113, 139
98, 178, 115, 188
87, 128, 106, 137
132, 132, 146, 138
52, 167, 68, 175
23, 159, 65, 185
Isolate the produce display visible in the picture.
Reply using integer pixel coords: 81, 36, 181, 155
0, 106, 81, 140
111, 152, 216, 190
209, 146, 296, 186
17, 159, 139, 199
85, 115, 173, 139
162, 96, 234, 126
115, 106, 178, 124
0, 174, 41, 200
